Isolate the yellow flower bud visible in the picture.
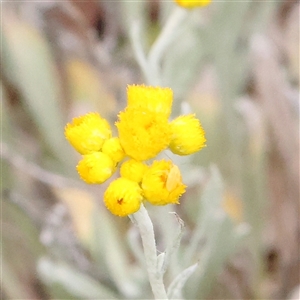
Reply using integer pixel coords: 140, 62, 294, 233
102, 137, 126, 163
142, 160, 186, 206
104, 178, 143, 217
65, 112, 112, 154
116, 107, 172, 161
76, 152, 115, 184
120, 159, 148, 183
169, 114, 206, 155
127, 84, 173, 118
174, 0, 211, 9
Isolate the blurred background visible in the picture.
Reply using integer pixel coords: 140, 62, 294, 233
1, 1, 299, 299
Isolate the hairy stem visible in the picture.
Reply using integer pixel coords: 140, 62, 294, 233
130, 205, 168, 299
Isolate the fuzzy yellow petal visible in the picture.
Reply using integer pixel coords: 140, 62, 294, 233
127, 84, 173, 118
65, 112, 112, 154
174, 0, 211, 9
104, 178, 143, 217
142, 160, 186, 206
120, 159, 148, 183
76, 152, 115, 184
102, 137, 126, 163
116, 107, 172, 161
169, 114, 206, 155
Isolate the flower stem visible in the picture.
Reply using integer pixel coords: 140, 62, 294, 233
130, 204, 168, 299
148, 6, 188, 85
129, 21, 152, 84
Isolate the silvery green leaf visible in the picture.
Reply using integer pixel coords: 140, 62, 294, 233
185, 213, 250, 298
167, 262, 198, 300
1, 20, 71, 167
184, 165, 223, 265
183, 165, 251, 299
159, 212, 184, 276
127, 226, 146, 269
157, 252, 165, 272
38, 257, 118, 299
92, 208, 139, 298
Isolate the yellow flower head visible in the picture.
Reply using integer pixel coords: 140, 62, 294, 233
102, 137, 126, 163
120, 159, 148, 183
142, 160, 186, 206
116, 107, 172, 161
169, 114, 206, 155
104, 178, 143, 217
65, 112, 112, 155
64, 84, 207, 216
174, 0, 211, 9
127, 84, 173, 118
76, 152, 115, 184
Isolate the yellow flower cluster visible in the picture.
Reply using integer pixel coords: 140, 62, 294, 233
65, 112, 125, 184
65, 85, 206, 216
174, 0, 211, 9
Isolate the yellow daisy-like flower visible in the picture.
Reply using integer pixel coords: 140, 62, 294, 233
120, 159, 148, 183
174, 0, 211, 9
142, 160, 186, 206
127, 84, 173, 118
102, 137, 126, 163
104, 178, 143, 217
76, 152, 115, 184
169, 114, 206, 155
65, 112, 112, 155
116, 107, 172, 161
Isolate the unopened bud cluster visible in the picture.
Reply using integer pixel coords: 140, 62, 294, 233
65, 85, 206, 216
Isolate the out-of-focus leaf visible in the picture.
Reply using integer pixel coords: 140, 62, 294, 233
91, 206, 140, 298
50, 171, 140, 297
66, 58, 116, 118
1, 16, 70, 166
159, 212, 184, 276
38, 257, 119, 299
1, 82, 13, 143
162, 19, 206, 108
183, 166, 250, 299
222, 188, 244, 223
187, 83, 223, 168
183, 165, 223, 265
167, 262, 198, 299
119, 1, 148, 34
1, 83, 14, 190
285, 6, 299, 81
187, 217, 250, 298
1, 259, 31, 300
53, 187, 95, 247
1, 198, 45, 299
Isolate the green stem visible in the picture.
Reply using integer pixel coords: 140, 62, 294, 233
129, 21, 152, 84
129, 7, 187, 86
130, 204, 168, 299
147, 6, 188, 86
